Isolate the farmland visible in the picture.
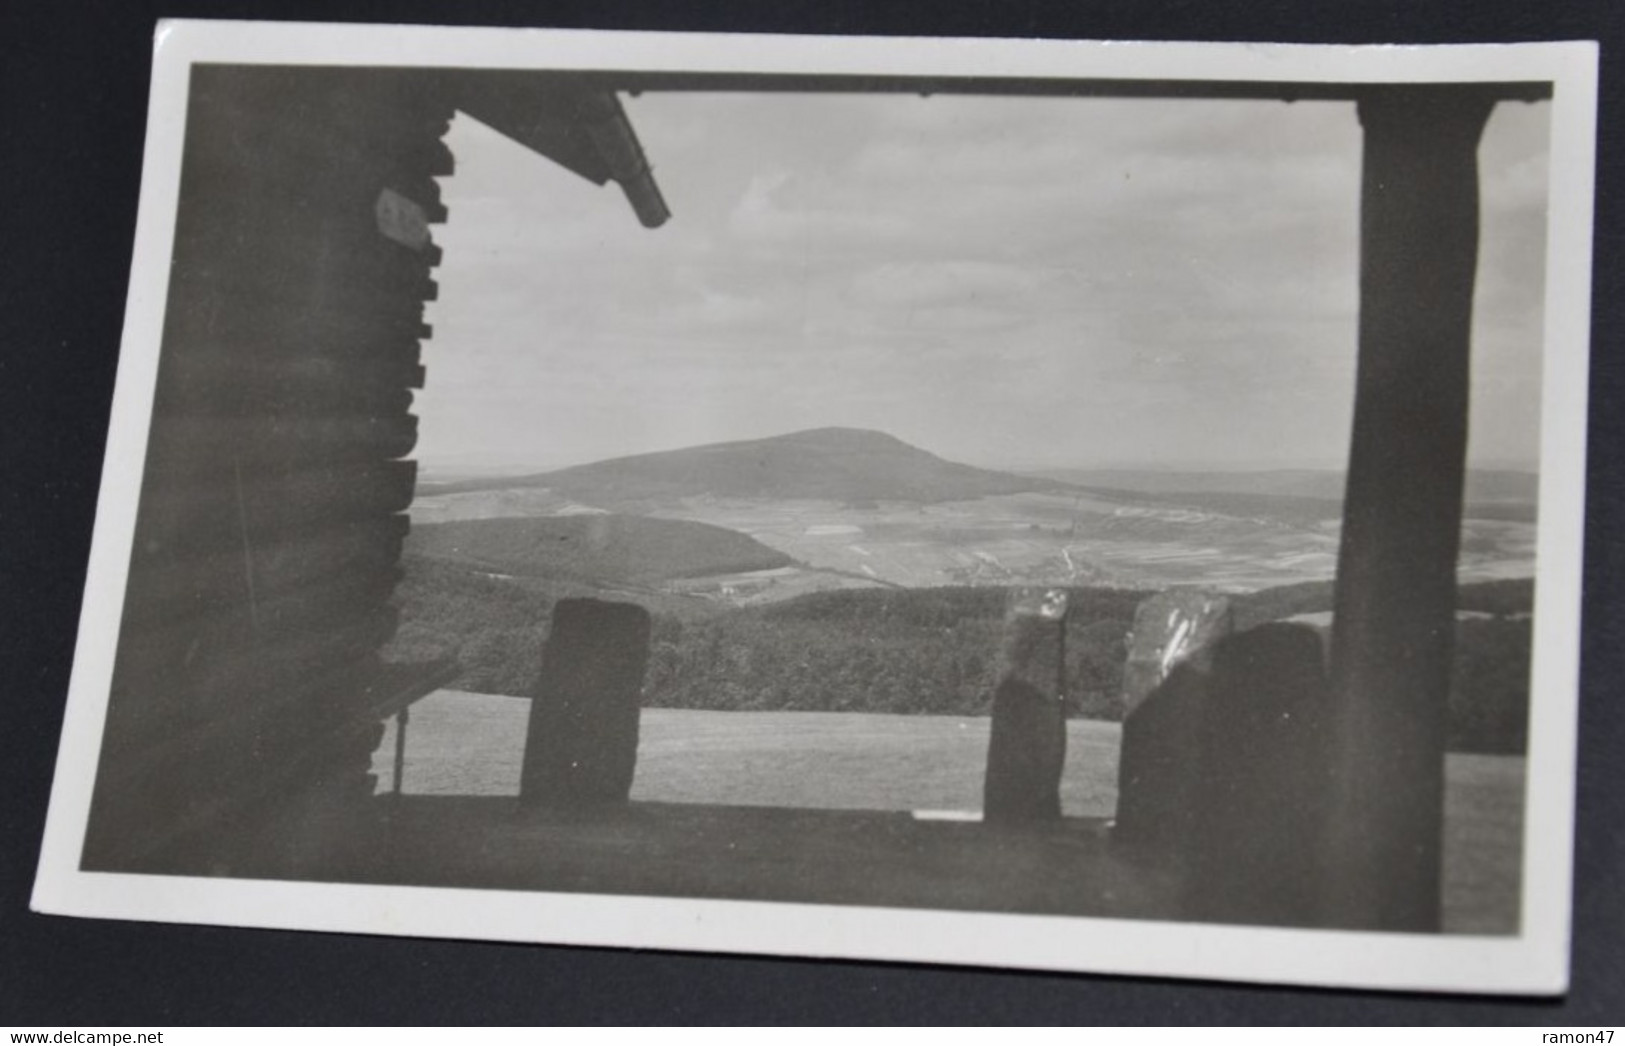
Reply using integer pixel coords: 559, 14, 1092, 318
410, 488, 1535, 599
374, 428, 1535, 930
412, 427, 1537, 601
388, 428, 1537, 748
638, 491, 1345, 592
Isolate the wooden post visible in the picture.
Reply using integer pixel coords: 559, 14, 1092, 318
1186, 623, 1332, 926
1055, 604, 1068, 708
520, 598, 652, 809
392, 707, 409, 796
1113, 589, 1232, 852
1324, 87, 1495, 931
983, 589, 1069, 825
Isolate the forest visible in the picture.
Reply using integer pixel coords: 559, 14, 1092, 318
384, 557, 1533, 754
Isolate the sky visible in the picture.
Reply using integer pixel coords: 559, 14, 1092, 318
417, 91, 1551, 476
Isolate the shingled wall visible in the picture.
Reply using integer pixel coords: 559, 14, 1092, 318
82, 67, 454, 873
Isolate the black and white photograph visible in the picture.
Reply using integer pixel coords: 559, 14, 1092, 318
29, 22, 1598, 994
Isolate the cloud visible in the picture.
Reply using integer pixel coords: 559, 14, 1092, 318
662, 288, 781, 331
418, 92, 1550, 472
726, 170, 914, 247
847, 260, 1049, 307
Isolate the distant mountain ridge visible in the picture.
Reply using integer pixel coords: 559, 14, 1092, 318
428, 427, 1060, 506
1031, 467, 1539, 503
420, 429, 1538, 523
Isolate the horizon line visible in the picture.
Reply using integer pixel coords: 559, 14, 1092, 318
413, 425, 1540, 480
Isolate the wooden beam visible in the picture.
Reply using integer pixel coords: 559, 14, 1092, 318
565, 71, 1551, 104
448, 73, 615, 187
1323, 85, 1496, 932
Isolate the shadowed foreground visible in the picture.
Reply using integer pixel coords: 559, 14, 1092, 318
320, 799, 1178, 918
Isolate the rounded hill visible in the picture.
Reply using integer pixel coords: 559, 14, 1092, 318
432, 427, 1057, 506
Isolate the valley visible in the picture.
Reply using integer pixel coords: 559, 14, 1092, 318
412, 428, 1536, 606
411, 469, 1535, 606
631, 491, 1345, 594
389, 428, 1537, 747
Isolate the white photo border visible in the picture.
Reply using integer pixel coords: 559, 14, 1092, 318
30, 20, 1599, 995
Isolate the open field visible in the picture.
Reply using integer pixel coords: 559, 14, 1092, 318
1441, 753, 1528, 935
657, 493, 1532, 594
652, 492, 1341, 592
376, 692, 1120, 817
371, 691, 1523, 932
410, 487, 1534, 601
1031, 465, 1539, 511
411, 435, 1536, 604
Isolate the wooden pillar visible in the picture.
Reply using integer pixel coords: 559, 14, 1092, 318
1324, 87, 1495, 931
983, 589, 1068, 825
82, 67, 452, 872
520, 598, 651, 809
1113, 588, 1232, 852
1186, 623, 1332, 926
